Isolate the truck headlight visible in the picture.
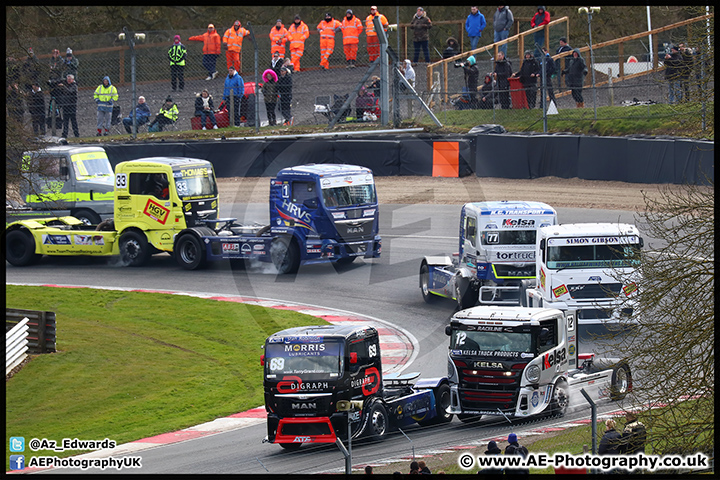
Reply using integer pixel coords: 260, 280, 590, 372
525, 365, 540, 383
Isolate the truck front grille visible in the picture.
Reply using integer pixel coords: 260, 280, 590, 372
454, 360, 527, 412
567, 283, 622, 299
334, 219, 375, 242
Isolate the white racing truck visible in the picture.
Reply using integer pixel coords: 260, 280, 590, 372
522, 223, 642, 324
445, 306, 632, 421
420, 201, 557, 310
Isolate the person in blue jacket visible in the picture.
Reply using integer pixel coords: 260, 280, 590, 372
223, 66, 244, 126
465, 6, 486, 51
122, 96, 151, 134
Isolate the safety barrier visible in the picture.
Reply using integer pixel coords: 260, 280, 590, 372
6, 317, 29, 376
6, 308, 57, 355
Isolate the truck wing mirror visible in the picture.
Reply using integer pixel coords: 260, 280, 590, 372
303, 198, 318, 209
350, 352, 358, 364
539, 239, 545, 250
538, 328, 550, 346
59, 158, 70, 180
445, 325, 452, 336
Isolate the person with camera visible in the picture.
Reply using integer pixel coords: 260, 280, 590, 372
492, 51, 513, 109
56, 74, 79, 138
455, 55, 479, 109
513, 50, 540, 109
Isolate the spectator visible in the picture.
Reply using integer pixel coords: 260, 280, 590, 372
93, 75, 118, 136
556, 37, 573, 91
504, 433, 529, 475
355, 86, 377, 119
63, 48, 79, 84
493, 6, 514, 57
223, 20, 250, 73
462, 55, 480, 108
21, 48, 41, 91
277, 67, 293, 125
402, 59, 416, 88
123, 95, 151, 134
269, 19, 289, 59
193, 89, 217, 130
409, 460, 420, 475
599, 419, 622, 456
282, 57, 294, 74
188, 24, 222, 80
465, 6, 486, 51
418, 460, 431, 474
367, 75, 381, 98
364, 465, 373, 474
271, 51, 284, 75
492, 51, 513, 109
513, 50, 540, 109
341, 9, 363, 68
678, 43, 694, 100
58, 74, 80, 138
410, 7, 432, 63
619, 411, 646, 455
531, 6, 550, 55
663, 45, 683, 104
261, 69, 279, 126
478, 73, 494, 110
539, 47, 556, 106
168, 35, 187, 92
562, 48, 587, 108
288, 15, 310, 71
365, 6, 389, 63
7, 82, 25, 124
478, 440, 503, 474
442, 37, 460, 59
317, 13, 342, 70
48, 49, 63, 82
147, 96, 179, 132
28, 82, 46, 135
223, 66, 244, 126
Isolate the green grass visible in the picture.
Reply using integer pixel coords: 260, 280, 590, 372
5, 285, 327, 471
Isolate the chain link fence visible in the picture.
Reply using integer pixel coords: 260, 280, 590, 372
5, 14, 713, 138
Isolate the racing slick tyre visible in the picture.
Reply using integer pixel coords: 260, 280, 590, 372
279, 443, 302, 450
119, 230, 150, 267
175, 234, 206, 270
271, 237, 300, 274
366, 401, 388, 442
610, 363, 631, 401
550, 379, 569, 417
420, 262, 438, 304
419, 384, 453, 425
458, 413, 482, 423
72, 208, 101, 226
5, 229, 39, 266
454, 276, 477, 311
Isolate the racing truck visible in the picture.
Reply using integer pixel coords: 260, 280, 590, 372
420, 201, 557, 310
7, 146, 114, 225
445, 306, 632, 421
522, 223, 642, 324
262, 325, 452, 449
5, 159, 381, 272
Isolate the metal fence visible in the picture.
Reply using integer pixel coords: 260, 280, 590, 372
5, 14, 713, 137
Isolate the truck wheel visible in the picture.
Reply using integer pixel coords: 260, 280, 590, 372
458, 413, 482, 423
175, 234, 206, 270
420, 263, 438, 304
271, 237, 300, 274
610, 364, 631, 401
119, 231, 150, 267
433, 384, 453, 423
279, 443, 302, 450
5, 229, 39, 266
550, 380, 569, 417
366, 402, 388, 442
454, 277, 477, 310
72, 209, 101, 226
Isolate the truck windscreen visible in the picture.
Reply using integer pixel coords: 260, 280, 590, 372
546, 241, 641, 269
173, 167, 218, 200
449, 327, 532, 355
265, 341, 343, 377
322, 185, 376, 208
72, 155, 113, 181
481, 230, 536, 246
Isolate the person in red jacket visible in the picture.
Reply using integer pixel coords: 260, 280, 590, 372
223, 20, 250, 73
531, 6, 551, 56
317, 12, 342, 70
269, 19, 289, 59
288, 15, 310, 71
188, 24, 222, 80
341, 9, 363, 68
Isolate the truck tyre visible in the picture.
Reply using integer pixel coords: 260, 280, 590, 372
5, 229, 39, 266
550, 379, 569, 417
366, 402, 388, 442
72, 209, 101, 226
175, 234, 206, 270
420, 263, 438, 304
431, 384, 453, 424
458, 413, 482, 423
610, 363, 631, 401
119, 231, 150, 267
454, 276, 477, 311
271, 237, 300, 274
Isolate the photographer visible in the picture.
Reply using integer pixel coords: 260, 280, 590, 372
455, 55, 479, 109
492, 51, 513, 109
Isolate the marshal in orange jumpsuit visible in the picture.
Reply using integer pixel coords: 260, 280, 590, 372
341, 9, 363, 67
365, 6, 388, 63
223, 20, 250, 72
269, 19, 289, 58
287, 16, 310, 71
317, 13, 342, 70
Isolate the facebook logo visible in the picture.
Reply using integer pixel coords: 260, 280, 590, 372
10, 436, 25, 452
10, 455, 25, 470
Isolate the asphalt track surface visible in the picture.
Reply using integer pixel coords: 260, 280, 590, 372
6, 204, 643, 474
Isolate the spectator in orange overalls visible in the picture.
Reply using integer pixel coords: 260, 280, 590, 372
269, 19, 289, 59
365, 6, 388, 63
317, 12, 342, 70
288, 15, 310, 71
223, 20, 250, 73
341, 9, 363, 68
188, 24, 222, 80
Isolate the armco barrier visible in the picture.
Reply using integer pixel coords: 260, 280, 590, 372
6, 317, 29, 375
6, 309, 57, 354
101, 133, 713, 185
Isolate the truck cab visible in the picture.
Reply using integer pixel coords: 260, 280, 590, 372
526, 223, 642, 324
263, 325, 451, 449
10, 146, 114, 225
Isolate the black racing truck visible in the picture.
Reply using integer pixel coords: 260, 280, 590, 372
262, 325, 452, 449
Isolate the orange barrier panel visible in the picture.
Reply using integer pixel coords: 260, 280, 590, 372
432, 142, 459, 177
